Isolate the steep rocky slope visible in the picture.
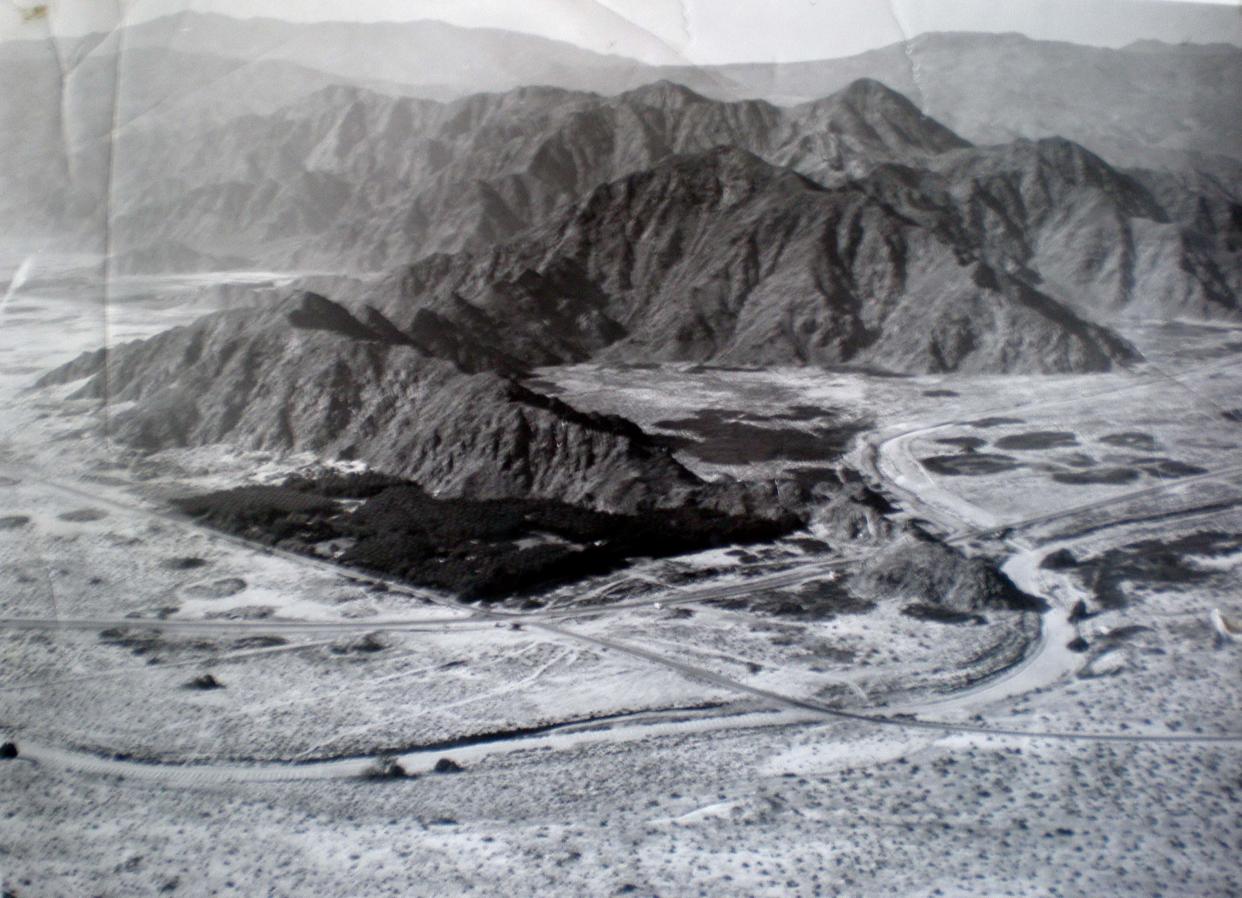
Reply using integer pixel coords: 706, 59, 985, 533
38, 293, 711, 514
922, 139, 1241, 320
353, 146, 1139, 374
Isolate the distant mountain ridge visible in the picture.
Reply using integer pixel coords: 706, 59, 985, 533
4, 14, 1240, 254
17, 14, 1238, 165
94, 75, 1239, 338
4, 14, 1237, 272
650, 32, 1242, 174
92, 76, 971, 273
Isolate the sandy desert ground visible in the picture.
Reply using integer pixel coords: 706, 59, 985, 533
2, 265, 1240, 896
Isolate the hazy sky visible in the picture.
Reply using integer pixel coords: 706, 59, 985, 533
3, 0, 1240, 63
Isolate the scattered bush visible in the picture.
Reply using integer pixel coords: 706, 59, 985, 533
183, 578, 247, 599
58, 508, 108, 522
1068, 600, 1093, 622
361, 755, 409, 780
1072, 530, 1242, 609
183, 674, 223, 690
330, 633, 390, 655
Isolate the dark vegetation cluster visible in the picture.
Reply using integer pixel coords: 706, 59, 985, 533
183, 674, 224, 690
994, 431, 1079, 450
921, 452, 1024, 476
1042, 530, 1242, 609
921, 424, 1206, 484
97, 627, 286, 662
160, 556, 210, 570
172, 472, 799, 599
651, 407, 867, 464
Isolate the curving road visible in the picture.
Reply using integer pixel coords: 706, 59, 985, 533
6, 370, 1242, 788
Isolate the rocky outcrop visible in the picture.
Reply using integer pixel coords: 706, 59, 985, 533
811, 481, 900, 544
853, 532, 1040, 612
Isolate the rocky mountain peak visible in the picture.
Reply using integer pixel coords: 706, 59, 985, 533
798, 78, 972, 157
620, 79, 711, 110
834, 76, 915, 109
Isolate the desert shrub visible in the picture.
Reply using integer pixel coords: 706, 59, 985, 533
901, 603, 986, 625
361, 755, 408, 780
433, 757, 463, 774
1040, 549, 1078, 570
161, 556, 209, 570
183, 674, 224, 690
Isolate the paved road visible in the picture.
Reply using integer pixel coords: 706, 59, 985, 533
5, 404, 1242, 788
534, 622, 1242, 745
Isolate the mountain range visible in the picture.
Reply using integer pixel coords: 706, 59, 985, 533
90, 74, 1235, 361
36, 291, 798, 520
17, 15, 1242, 525
360, 140, 1145, 374
20, 14, 1242, 163
4, 13, 1241, 254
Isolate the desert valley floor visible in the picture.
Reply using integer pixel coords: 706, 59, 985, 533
0, 265, 1239, 896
